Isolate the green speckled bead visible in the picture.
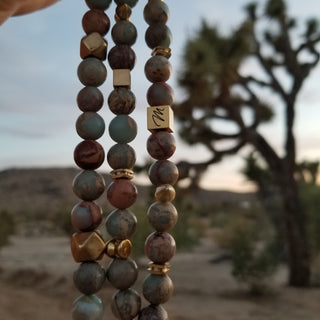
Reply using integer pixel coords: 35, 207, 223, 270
73, 262, 106, 295
111, 289, 141, 320
72, 170, 105, 201
108, 88, 136, 115
85, 0, 112, 10
138, 304, 168, 320
109, 115, 137, 144
107, 258, 138, 290
145, 24, 172, 49
77, 87, 104, 112
72, 294, 103, 320
107, 144, 136, 170
145, 55, 171, 83
74, 140, 105, 170
144, 0, 169, 25
142, 274, 173, 305
147, 131, 176, 160
112, 21, 137, 46
147, 82, 174, 106
114, 0, 138, 7
78, 57, 107, 87
148, 160, 179, 186
76, 112, 105, 140
106, 208, 137, 239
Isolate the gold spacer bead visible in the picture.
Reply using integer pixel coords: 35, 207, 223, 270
155, 184, 176, 202
110, 169, 134, 180
151, 47, 171, 59
106, 239, 132, 259
147, 262, 170, 275
116, 4, 132, 21
113, 69, 131, 88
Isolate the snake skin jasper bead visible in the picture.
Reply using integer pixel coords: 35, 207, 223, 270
74, 140, 105, 170
145, 55, 171, 83
142, 274, 173, 305
111, 289, 141, 320
72, 294, 103, 320
147, 82, 174, 106
73, 262, 106, 295
147, 201, 178, 232
82, 10, 110, 35
145, 24, 172, 49
78, 57, 107, 87
77, 87, 104, 112
112, 21, 137, 46
71, 201, 103, 231
85, 0, 112, 10
109, 115, 137, 144
147, 131, 176, 160
138, 304, 168, 320
108, 45, 136, 70
107, 143, 136, 170
148, 160, 179, 186
106, 208, 137, 239
108, 87, 136, 115
144, 0, 169, 25
114, 0, 138, 7
107, 179, 137, 209
73, 170, 105, 201
107, 258, 138, 290
76, 112, 105, 140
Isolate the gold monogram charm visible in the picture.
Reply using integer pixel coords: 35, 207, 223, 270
147, 105, 174, 132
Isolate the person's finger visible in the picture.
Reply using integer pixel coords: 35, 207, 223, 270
13, 0, 60, 16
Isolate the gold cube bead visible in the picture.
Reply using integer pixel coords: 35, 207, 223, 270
147, 105, 174, 133
147, 262, 170, 275
110, 169, 134, 180
71, 232, 106, 262
106, 239, 132, 259
113, 69, 131, 88
80, 32, 108, 60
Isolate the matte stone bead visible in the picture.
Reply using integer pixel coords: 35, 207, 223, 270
74, 262, 106, 295
142, 274, 173, 305
147, 82, 174, 106
71, 201, 103, 231
82, 10, 110, 35
106, 208, 137, 239
107, 258, 138, 290
112, 21, 137, 46
109, 115, 137, 144
73, 170, 105, 201
77, 87, 104, 112
107, 144, 136, 170
147, 131, 176, 160
148, 160, 179, 186
145, 232, 176, 264
138, 304, 168, 320
145, 55, 171, 83
108, 87, 136, 115
155, 184, 176, 202
76, 112, 105, 140
108, 45, 136, 70
107, 179, 137, 209
72, 294, 103, 320
111, 289, 141, 320
144, 0, 169, 25
147, 201, 178, 232
85, 0, 112, 10
78, 57, 107, 87
114, 0, 138, 7
145, 24, 172, 49
74, 140, 105, 170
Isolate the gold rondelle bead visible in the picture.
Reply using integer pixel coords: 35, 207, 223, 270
116, 4, 132, 21
155, 184, 176, 202
151, 46, 171, 59
106, 239, 132, 259
110, 169, 134, 180
148, 262, 170, 275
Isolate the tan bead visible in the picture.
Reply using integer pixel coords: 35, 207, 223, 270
71, 232, 106, 262
80, 32, 108, 60
155, 184, 176, 202
147, 262, 170, 275
113, 69, 131, 88
151, 46, 171, 59
147, 105, 174, 132
110, 169, 134, 180
116, 4, 132, 21
106, 239, 132, 259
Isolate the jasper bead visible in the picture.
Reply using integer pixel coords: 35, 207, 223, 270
147, 82, 174, 106
114, 0, 138, 8
108, 45, 136, 70
142, 274, 173, 305
155, 184, 176, 202
112, 21, 137, 46
77, 87, 104, 112
147, 201, 177, 232
82, 10, 110, 35
107, 258, 138, 290
74, 140, 105, 170
71, 201, 103, 231
85, 0, 112, 10
145, 55, 172, 83
147, 131, 176, 160
145, 232, 176, 264
109, 115, 137, 143
148, 160, 179, 186
78, 57, 107, 87
74, 262, 106, 295
76, 112, 105, 140
144, 0, 169, 25
106, 208, 137, 239
111, 289, 141, 320
72, 295, 103, 320
108, 87, 136, 115
73, 170, 105, 201
107, 179, 137, 209
138, 304, 168, 320
107, 144, 136, 170
145, 24, 172, 49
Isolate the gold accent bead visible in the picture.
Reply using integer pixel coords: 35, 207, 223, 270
106, 239, 132, 259
147, 105, 174, 133
116, 4, 132, 21
80, 32, 108, 60
147, 262, 170, 275
110, 169, 134, 180
155, 184, 176, 202
71, 232, 106, 262
113, 69, 131, 88
152, 47, 171, 59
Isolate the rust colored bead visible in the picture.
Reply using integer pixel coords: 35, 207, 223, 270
82, 10, 110, 36
147, 82, 174, 106
145, 55, 171, 83
148, 160, 179, 186
144, 0, 169, 25
85, 0, 112, 10
145, 24, 172, 49
147, 131, 176, 160
155, 184, 176, 202
145, 232, 176, 264
77, 57, 107, 87
77, 86, 104, 112
147, 201, 177, 232
107, 143, 136, 170
74, 140, 105, 170
112, 20, 137, 46
116, 4, 132, 20
108, 87, 136, 115
108, 45, 136, 70
107, 179, 137, 209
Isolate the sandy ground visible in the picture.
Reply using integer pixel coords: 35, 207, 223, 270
1, 235, 320, 320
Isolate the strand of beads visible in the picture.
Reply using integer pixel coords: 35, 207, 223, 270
139, 1, 178, 319
71, 1, 112, 319
104, 1, 142, 319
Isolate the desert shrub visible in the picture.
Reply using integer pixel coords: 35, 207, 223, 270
0, 210, 16, 248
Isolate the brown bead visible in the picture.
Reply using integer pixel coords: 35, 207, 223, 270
145, 55, 171, 83
147, 82, 174, 106
147, 201, 177, 232
82, 9, 111, 35
107, 143, 136, 169
77, 86, 104, 112
138, 304, 168, 320
108, 45, 136, 70
147, 131, 176, 160
80, 33, 107, 61
108, 88, 136, 115
145, 24, 172, 49
74, 140, 105, 170
107, 179, 137, 209
148, 160, 179, 186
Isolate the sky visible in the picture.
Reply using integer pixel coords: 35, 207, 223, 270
1, 0, 320, 192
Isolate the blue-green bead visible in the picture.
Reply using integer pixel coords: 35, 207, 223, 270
145, 25, 172, 49
85, 0, 112, 10
109, 115, 137, 143
78, 58, 107, 87
111, 289, 141, 320
114, 0, 138, 7
76, 112, 105, 140
72, 295, 103, 320
112, 21, 137, 46
144, 0, 169, 25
